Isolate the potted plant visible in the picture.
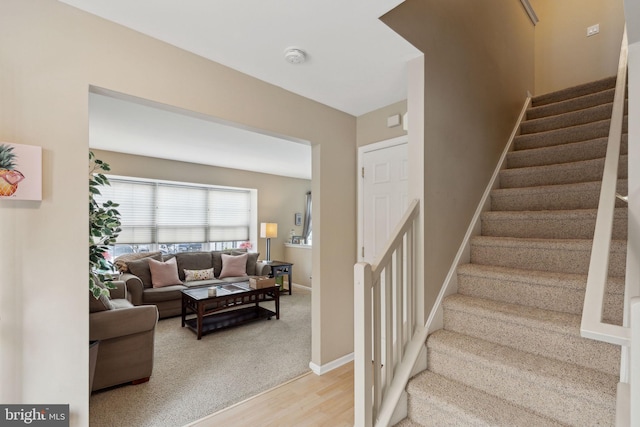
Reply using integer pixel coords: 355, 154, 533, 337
89, 151, 122, 297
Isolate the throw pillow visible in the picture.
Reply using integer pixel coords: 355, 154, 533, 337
232, 251, 259, 275
219, 253, 248, 278
184, 268, 214, 282
89, 274, 115, 313
148, 257, 182, 288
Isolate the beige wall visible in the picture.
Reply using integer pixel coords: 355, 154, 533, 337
92, 150, 310, 263
356, 99, 407, 147
0, 1, 356, 424
284, 244, 313, 287
382, 0, 535, 316
531, 0, 626, 95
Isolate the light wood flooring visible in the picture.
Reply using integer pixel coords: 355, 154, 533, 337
188, 362, 354, 427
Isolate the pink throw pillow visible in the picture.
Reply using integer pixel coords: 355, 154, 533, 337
148, 257, 182, 288
219, 253, 248, 278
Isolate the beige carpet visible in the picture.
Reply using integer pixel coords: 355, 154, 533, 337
398, 76, 628, 426
90, 286, 311, 427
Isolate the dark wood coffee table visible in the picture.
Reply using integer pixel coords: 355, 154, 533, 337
181, 282, 279, 339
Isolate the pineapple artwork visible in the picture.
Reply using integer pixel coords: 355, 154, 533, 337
0, 143, 42, 201
0, 144, 25, 196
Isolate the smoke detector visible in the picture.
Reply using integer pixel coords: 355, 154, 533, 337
284, 48, 307, 65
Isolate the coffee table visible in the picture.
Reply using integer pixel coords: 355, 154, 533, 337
181, 282, 279, 339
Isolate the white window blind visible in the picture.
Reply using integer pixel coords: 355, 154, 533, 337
94, 177, 251, 245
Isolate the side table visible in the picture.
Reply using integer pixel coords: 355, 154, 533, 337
268, 261, 293, 295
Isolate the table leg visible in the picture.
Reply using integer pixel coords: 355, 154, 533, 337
275, 288, 280, 319
181, 295, 187, 327
197, 303, 204, 340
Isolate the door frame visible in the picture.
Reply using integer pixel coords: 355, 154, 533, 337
357, 135, 409, 263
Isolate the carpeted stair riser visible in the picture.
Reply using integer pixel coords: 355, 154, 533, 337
499, 155, 628, 189
520, 101, 628, 135
456, 264, 624, 325
527, 88, 616, 120
426, 330, 617, 426
406, 372, 564, 427
491, 179, 628, 212
507, 134, 628, 169
481, 208, 628, 240
470, 236, 627, 276
514, 115, 628, 151
531, 76, 616, 107
442, 294, 620, 375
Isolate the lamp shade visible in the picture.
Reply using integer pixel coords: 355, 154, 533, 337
260, 222, 278, 239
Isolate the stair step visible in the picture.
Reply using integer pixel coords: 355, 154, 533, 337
506, 134, 628, 169
469, 236, 627, 276
514, 116, 628, 151
405, 371, 563, 427
490, 179, 628, 211
531, 76, 616, 107
520, 102, 624, 135
457, 264, 624, 324
527, 88, 615, 120
499, 155, 628, 189
427, 330, 617, 426
443, 294, 620, 375
481, 208, 628, 240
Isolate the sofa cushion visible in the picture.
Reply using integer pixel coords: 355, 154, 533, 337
149, 257, 182, 288
233, 251, 260, 275
89, 285, 115, 313
212, 250, 239, 277
127, 256, 163, 288
184, 268, 214, 282
219, 253, 249, 279
173, 252, 214, 281
143, 285, 186, 303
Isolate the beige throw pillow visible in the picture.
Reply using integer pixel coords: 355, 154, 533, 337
148, 257, 182, 288
219, 253, 248, 278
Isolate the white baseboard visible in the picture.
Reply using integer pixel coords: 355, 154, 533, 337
309, 352, 354, 375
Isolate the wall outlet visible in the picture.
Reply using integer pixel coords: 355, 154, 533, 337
587, 24, 600, 37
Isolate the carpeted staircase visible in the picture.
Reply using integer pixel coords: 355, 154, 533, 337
397, 76, 628, 426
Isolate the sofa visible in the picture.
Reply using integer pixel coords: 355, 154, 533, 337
89, 280, 158, 392
117, 250, 271, 318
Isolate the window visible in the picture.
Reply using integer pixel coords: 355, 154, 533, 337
95, 176, 254, 259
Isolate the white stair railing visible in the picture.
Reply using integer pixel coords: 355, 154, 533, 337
580, 26, 639, 425
354, 199, 420, 427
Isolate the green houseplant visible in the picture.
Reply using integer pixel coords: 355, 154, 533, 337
89, 151, 122, 298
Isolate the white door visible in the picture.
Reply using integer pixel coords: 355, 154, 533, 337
360, 139, 409, 263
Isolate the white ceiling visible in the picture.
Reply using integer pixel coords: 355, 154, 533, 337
66, 0, 421, 179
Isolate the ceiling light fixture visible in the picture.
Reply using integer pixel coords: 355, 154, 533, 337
284, 48, 307, 65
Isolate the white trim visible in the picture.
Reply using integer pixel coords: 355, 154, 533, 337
309, 352, 354, 375
357, 135, 409, 263
520, 0, 539, 25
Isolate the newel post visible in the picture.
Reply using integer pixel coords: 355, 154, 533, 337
354, 262, 373, 427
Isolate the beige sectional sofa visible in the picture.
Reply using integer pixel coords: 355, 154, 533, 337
118, 250, 270, 318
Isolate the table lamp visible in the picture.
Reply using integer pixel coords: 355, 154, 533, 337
260, 222, 278, 263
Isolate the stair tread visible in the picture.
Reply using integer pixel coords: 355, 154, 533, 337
520, 102, 615, 134
527, 88, 615, 120
428, 330, 618, 402
471, 234, 627, 248
507, 134, 628, 168
531, 76, 616, 106
491, 178, 625, 197
481, 207, 627, 221
407, 371, 564, 427
457, 262, 625, 294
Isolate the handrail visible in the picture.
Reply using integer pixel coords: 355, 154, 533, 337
580, 27, 629, 346
354, 199, 419, 427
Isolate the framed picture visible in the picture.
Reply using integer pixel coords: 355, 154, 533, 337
0, 142, 42, 201
292, 236, 303, 244
294, 212, 302, 226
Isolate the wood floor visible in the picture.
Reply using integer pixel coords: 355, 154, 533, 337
188, 362, 354, 427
